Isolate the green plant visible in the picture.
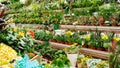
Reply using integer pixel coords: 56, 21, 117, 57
64, 43, 81, 54
50, 55, 71, 68
99, 4, 118, 20
0, 28, 35, 54
109, 52, 120, 68
53, 35, 65, 42
103, 43, 111, 49
6, 2, 23, 9
35, 30, 53, 41
37, 41, 66, 60
49, 12, 63, 24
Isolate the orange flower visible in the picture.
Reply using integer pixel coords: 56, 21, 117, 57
29, 30, 34, 38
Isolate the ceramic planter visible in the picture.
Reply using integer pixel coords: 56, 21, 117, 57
67, 53, 78, 68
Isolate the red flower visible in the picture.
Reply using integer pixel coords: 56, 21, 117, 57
29, 30, 35, 38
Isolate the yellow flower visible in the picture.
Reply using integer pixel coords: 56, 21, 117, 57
18, 32, 24, 37
81, 57, 89, 63
13, 28, 17, 32
85, 35, 90, 41
66, 31, 73, 36
96, 61, 107, 68
0, 43, 17, 66
114, 37, 120, 41
46, 30, 50, 34
7, 18, 13, 23
102, 34, 108, 40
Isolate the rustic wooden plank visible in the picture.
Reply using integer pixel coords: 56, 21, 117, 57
60, 25, 120, 33
36, 40, 70, 50
79, 48, 109, 60
36, 40, 120, 60
50, 42, 70, 49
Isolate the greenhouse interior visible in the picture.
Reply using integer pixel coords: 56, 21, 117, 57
0, 0, 120, 68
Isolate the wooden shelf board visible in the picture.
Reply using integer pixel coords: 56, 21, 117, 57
36, 40, 120, 60
60, 25, 120, 33
79, 48, 109, 60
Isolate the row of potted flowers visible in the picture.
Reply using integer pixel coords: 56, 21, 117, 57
34, 29, 120, 52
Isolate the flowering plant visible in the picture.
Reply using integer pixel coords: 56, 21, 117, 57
65, 31, 73, 36
0, 27, 35, 53
35, 30, 53, 41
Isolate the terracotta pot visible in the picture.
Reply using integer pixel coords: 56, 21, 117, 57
42, 56, 53, 61
58, 41, 64, 44
105, 48, 109, 52
82, 45, 88, 48
111, 18, 116, 26
50, 40, 56, 42
28, 52, 36, 57
97, 48, 104, 51
68, 42, 74, 45
99, 16, 104, 26
89, 46, 96, 50
91, 46, 96, 50
64, 42, 68, 45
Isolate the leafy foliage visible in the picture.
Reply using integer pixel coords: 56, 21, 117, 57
35, 30, 53, 41
0, 28, 35, 53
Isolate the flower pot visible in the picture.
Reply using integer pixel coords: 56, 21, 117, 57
99, 16, 104, 26
9, 23, 15, 28
88, 46, 96, 50
82, 45, 88, 48
97, 48, 104, 51
58, 41, 63, 44
28, 52, 36, 59
50, 40, 56, 42
54, 30, 65, 35
67, 53, 78, 68
105, 48, 110, 52
28, 52, 36, 57
91, 46, 96, 50
68, 42, 74, 45
65, 42, 68, 45
42, 56, 53, 61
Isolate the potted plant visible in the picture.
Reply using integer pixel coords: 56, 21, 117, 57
109, 36, 120, 68
103, 42, 111, 52
64, 43, 81, 68
98, 16, 104, 26
102, 33, 114, 51
45, 54, 71, 68
88, 41, 96, 50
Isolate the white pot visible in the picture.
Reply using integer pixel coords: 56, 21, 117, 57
93, 12, 98, 17
67, 54, 78, 68
20, 0, 27, 4
54, 30, 65, 35
9, 23, 15, 28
